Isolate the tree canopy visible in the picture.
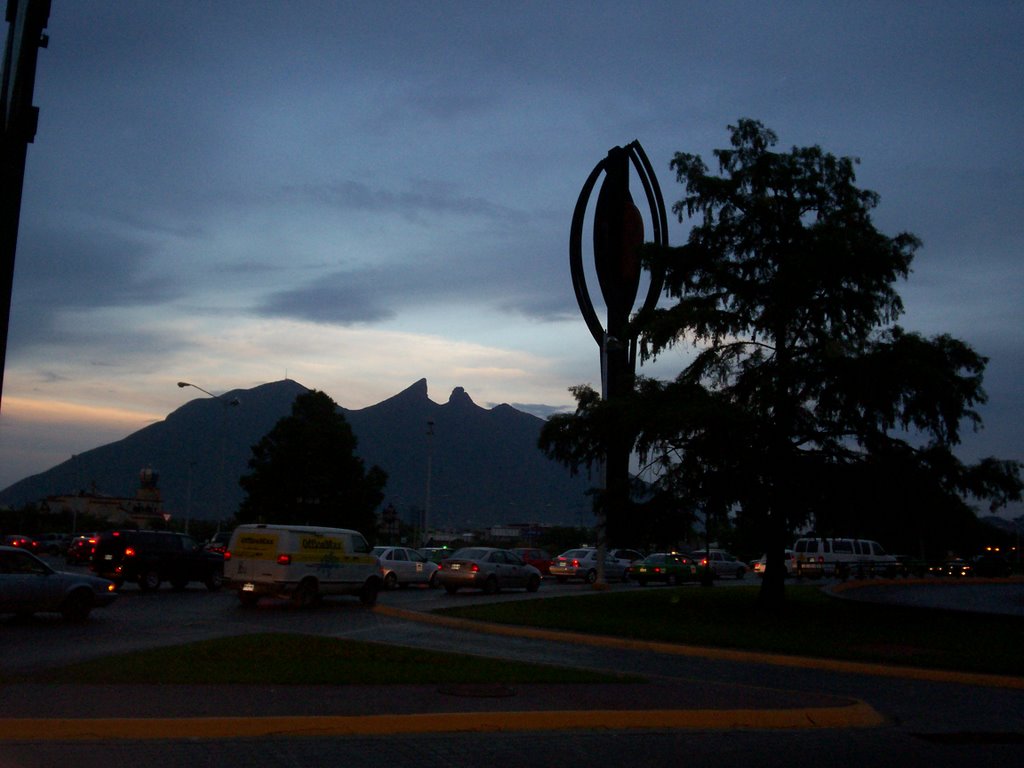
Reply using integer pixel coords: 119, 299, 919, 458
541, 119, 1021, 605
237, 390, 387, 533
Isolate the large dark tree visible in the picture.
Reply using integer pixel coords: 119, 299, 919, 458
237, 390, 387, 533
542, 120, 1021, 606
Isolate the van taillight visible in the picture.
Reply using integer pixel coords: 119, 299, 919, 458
277, 554, 291, 565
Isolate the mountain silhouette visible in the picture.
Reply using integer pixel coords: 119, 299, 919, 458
0, 379, 595, 530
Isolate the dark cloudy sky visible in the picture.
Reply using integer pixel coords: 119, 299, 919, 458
1, 1, 1021, 518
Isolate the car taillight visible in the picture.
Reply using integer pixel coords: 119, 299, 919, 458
223, 551, 232, 561
571, 559, 580, 568
471, 563, 479, 572
277, 554, 291, 565
124, 547, 136, 557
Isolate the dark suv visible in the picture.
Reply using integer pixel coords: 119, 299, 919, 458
91, 530, 224, 592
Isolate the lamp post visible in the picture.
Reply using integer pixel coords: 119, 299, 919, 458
177, 381, 239, 532
423, 418, 434, 547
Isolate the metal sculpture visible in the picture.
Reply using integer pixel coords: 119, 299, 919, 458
0, 0, 50, 409
569, 140, 667, 563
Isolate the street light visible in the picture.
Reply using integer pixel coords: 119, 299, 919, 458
424, 418, 434, 547
177, 381, 239, 533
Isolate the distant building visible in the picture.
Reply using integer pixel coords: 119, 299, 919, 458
42, 468, 167, 529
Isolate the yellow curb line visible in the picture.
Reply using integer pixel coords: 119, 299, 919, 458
375, 605, 1024, 690
0, 701, 883, 740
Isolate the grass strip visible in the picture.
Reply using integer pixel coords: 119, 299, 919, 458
27, 633, 631, 685
436, 585, 1024, 677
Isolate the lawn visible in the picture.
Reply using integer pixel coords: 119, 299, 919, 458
435, 584, 1024, 677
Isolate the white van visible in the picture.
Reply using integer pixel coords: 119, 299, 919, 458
224, 524, 382, 607
792, 537, 898, 578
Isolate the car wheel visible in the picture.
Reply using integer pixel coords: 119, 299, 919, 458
290, 578, 318, 608
444, 584, 459, 594
526, 573, 541, 593
359, 580, 379, 607
205, 570, 223, 591
238, 591, 259, 608
60, 590, 93, 621
384, 571, 398, 590
138, 570, 161, 592
585, 569, 597, 584
482, 575, 499, 594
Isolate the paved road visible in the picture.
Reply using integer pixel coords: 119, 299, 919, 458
2, 570, 1023, 767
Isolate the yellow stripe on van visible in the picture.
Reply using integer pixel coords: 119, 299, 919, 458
231, 533, 280, 560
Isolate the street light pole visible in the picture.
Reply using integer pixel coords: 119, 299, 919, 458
177, 381, 239, 530
424, 418, 434, 547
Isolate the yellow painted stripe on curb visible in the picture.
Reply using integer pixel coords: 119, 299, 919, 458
0, 702, 883, 740
375, 605, 1024, 690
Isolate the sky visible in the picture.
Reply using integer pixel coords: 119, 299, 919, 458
0, 1, 1021, 518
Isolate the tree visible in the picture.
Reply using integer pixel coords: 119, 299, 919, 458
237, 390, 387, 533
542, 120, 1021, 606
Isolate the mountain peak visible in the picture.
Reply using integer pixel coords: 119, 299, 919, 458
447, 386, 474, 407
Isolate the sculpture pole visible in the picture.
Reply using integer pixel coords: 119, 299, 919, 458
569, 140, 667, 583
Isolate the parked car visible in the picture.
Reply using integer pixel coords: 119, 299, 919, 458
65, 534, 98, 565
632, 552, 699, 586
371, 546, 440, 589
512, 547, 552, 575
204, 531, 232, 554
91, 530, 224, 591
3, 534, 41, 554
972, 552, 1012, 578
752, 549, 797, 577
691, 549, 747, 579
549, 547, 644, 583
929, 558, 972, 578
35, 533, 71, 556
418, 547, 455, 564
436, 547, 541, 594
0, 545, 118, 620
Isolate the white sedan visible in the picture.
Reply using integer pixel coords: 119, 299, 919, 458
0, 545, 118, 620
370, 546, 440, 589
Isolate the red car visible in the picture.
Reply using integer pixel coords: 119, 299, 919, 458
3, 534, 41, 553
65, 534, 98, 565
512, 547, 552, 575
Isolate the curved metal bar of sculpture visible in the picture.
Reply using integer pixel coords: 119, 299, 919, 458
569, 140, 667, 375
